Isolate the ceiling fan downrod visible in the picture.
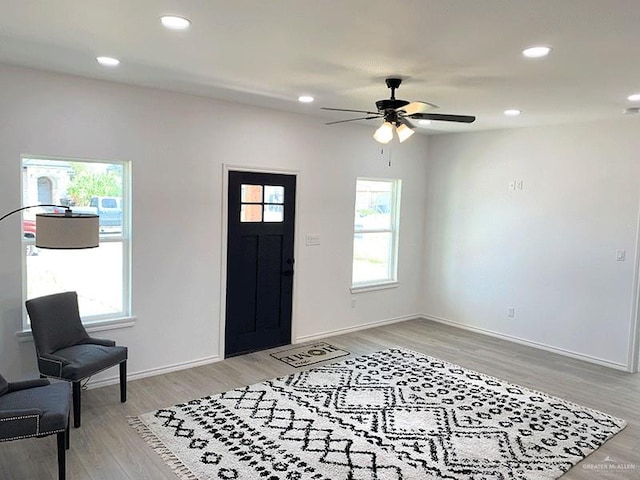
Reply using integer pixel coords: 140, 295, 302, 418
385, 78, 402, 100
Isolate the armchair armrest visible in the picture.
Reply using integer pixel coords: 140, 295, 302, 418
82, 337, 116, 347
7, 379, 50, 393
41, 353, 70, 364
38, 353, 70, 378
0, 408, 42, 440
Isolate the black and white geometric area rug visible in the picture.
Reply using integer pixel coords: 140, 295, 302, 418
129, 348, 626, 480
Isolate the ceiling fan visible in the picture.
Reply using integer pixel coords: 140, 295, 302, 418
322, 78, 476, 144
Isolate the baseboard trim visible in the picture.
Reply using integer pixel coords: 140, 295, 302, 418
421, 314, 631, 372
295, 314, 420, 344
87, 312, 630, 388
86, 354, 221, 390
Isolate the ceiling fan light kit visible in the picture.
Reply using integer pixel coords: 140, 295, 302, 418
323, 78, 476, 144
373, 121, 394, 144
396, 123, 415, 142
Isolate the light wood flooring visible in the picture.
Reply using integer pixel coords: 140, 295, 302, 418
1, 318, 638, 479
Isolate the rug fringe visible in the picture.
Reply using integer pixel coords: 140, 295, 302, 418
127, 416, 199, 480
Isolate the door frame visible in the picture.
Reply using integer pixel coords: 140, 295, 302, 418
219, 163, 300, 359
628, 196, 640, 373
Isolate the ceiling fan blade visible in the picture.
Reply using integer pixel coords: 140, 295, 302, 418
322, 107, 380, 115
397, 101, 438, 115
408, 113, 476, 123
325, 115, 382, 125
399, 117, 416, 129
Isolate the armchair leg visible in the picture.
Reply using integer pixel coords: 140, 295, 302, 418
119, 360, 127, 403
57, 431, 66, 480
65, 416, 70, 450
72, 381, 81, 428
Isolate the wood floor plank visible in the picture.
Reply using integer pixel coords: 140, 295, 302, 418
0, 318, 637, 479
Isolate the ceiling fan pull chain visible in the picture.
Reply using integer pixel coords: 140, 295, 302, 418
380, 145, 392, 166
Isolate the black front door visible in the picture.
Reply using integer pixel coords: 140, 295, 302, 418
225, 171, 296, 357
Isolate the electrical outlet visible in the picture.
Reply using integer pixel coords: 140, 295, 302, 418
351, 298, 356, 308
508, 307, 515, 318
509, 180, 524, 191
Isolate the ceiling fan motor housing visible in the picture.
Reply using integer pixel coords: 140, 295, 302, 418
376, 99, 409, 111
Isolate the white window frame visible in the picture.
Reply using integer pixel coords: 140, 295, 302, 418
351, 177, 401, 291
21, 155, 132, 329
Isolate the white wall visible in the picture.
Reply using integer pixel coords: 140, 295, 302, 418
0, 64, 429, 382
424, 120, 640, 369
4, 64, 635, 382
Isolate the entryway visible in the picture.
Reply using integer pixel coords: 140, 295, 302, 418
224, 170, 296, 357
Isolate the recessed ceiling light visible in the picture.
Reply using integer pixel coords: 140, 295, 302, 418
298, 95, 314, 103
96, 56, 120, 67
627, 93, 640, 102
418, 119, 432, 126
522, 46, 552, 58
161, 15, 191, 30
504, 109, 521, 117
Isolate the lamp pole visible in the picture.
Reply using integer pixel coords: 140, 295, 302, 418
0, 204, 72, 223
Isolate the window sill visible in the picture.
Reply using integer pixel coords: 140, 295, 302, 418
16, 316, 136, 343
350, 282, 399, 294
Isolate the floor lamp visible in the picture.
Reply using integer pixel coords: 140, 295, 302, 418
0, 205, 99, 249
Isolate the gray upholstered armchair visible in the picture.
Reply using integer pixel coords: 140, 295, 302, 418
0, 373, 71, 479
25, 291, 128, 428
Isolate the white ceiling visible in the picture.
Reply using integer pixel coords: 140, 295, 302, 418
1, 0, 639, 134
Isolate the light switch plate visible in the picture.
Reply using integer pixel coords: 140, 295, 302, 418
306, 234, 320, 246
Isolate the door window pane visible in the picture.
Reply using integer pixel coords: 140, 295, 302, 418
264, 205, 284, 222
241, 184, 263, 203
241, 204, 263, 222
264, 185, 284, 204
